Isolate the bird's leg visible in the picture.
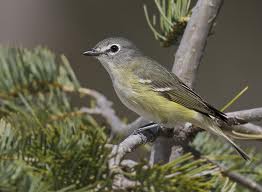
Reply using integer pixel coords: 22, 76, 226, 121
133, 122, 160, 135
133, 122, 161, 142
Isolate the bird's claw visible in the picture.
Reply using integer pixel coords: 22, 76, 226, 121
133, 122, 161, 142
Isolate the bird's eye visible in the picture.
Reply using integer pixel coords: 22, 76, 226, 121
110, 45, 119, 53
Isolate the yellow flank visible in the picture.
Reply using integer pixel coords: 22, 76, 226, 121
113, 68, 198, 126
134, 85, 198, 125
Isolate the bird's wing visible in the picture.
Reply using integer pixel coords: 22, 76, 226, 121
136, 63, 227, 121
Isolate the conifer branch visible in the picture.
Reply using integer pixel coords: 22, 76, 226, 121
109, 127, 161, 189
172, 0, 224, 87
110, 132, 262, 191
185, 145, 262, 192
221, 167, 262, 192
151, 0, 224, 164
0, 43, 261, 191
227, 107, 262, 123
112, 107, 262, 156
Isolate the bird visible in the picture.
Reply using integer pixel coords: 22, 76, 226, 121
83, 37, 250, 160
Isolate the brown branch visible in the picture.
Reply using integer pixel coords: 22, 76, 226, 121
58, 85, 129, 135
79, 88, 128, 135
108, 127, 161, 189
78, 89, 150, 135
109, 134, 152, 167
172, 0, 224, 87
227, 107, 262, 123
220, 108, 262, 138
187, 146, 262, 192
222, 168, 262, 192
110, 129, 262, 191
207, 158, 262, 192
75, 87, 262, 189
118, 107, 262, 166
153, 0, 224, 163
233, 123, 262, 135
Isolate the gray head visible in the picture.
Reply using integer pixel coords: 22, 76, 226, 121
83, 37, 142, 68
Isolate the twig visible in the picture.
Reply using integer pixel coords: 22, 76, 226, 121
112, 175, 137, 190
210, 158, 262, 192
78, 89, 148, 135
109, 134, 151, 167
110, 127, 262, 191
120, 159, 138, 169
152, 0, 225, 164
186, 146, 262, 192
100, 105, 262, 189
222, 169, 262, 192
233, 123, 262, 134
79, 89, 128, 134
58, 85, 129, 134
113, 108, 262, 173
108, 127, 161, 189
109, 126, 161, 167
63, 86, 262, 190
172, 0, 224, 87
220, 108, 262, 138
227, 107, 262, 123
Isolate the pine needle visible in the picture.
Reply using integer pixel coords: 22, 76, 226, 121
221, 86, 249, 112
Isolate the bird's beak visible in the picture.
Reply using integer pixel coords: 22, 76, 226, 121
82, 48, 104, 56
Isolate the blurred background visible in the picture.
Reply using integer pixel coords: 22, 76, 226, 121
0, 0, 261, 122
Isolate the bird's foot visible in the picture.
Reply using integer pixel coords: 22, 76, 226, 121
133, 122, 161, 142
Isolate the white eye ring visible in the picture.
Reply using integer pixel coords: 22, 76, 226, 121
109, 44, 120, 55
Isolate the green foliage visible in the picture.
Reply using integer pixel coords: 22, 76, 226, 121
0, 47, 112, 192
193, 132, 262, 192
144, 0, 191, 47
0, 47, 260, 192
131, 153, 220, 192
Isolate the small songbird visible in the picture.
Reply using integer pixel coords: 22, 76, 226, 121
83, 37, 250, 160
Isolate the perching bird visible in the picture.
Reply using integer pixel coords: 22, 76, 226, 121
83, 37, 250, 160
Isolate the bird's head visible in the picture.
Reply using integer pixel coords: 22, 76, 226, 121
83, 37, 141, 69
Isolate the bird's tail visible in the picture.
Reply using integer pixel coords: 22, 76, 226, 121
206, 120, 250, 161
